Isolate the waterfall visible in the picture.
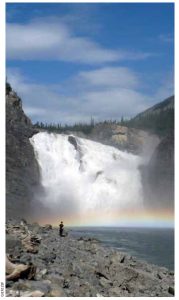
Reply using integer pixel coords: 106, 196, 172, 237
30, 132, 144, 225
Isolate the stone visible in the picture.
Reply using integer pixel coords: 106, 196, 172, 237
6, 235, 22, 252
6, 255, 36, 281
15, 280, 51, 294
6, 281, 14, 288
43, 224, 53, 230
168, 286, 174, 295
47, 274, 65, 285
108, 286, 122, 296
63, 279, 70, 288
99, 277, 113, 288
42, 253, 56, 263
157, 272, 164, 279
50, 286, 66, 297
40, 268, 48, 276
20, 290, 45, 297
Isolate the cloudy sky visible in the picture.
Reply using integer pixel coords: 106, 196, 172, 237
6, 3, 174, 124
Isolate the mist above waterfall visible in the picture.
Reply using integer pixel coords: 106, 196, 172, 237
30, 132, 144, 225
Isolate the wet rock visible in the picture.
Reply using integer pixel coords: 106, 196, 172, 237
68, 135, 78, 150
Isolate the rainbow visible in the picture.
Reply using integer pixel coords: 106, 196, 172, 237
34, 208, 174, 228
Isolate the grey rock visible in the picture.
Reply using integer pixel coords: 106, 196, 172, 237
50, 285, 66, 297
141, 133, 174, 211
6, 221, 174, 297
47, 274, 64, 285
168, 286, 174, 295
68, 135, 78, 150
42, 224, 53, 231
42, 253, 56, 263
6, 90, 41, 220
6, 235, 22, 252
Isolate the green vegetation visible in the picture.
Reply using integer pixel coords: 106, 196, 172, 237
33, 118, 121, 135
34, 106, 174, 137
122, 108, 174, 137
34, 117, 96, 135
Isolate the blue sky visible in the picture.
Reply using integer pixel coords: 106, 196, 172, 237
6, 3, 174, 124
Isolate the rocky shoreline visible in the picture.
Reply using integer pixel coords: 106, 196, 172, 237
6, 220, 174, 297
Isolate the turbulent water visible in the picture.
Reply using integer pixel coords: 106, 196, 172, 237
30, 132, 144, 224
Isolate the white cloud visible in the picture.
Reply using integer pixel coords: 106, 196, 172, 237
6, 18, 152, 64
7, 65, 173, 126
6, 20, 118, 64
78, 67, 139, 89
7, 67, 152, 124
81, 89, 149, 117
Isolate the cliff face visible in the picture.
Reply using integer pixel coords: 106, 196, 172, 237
141, 132, 174, 211
6, 88, 40, 219
88, 123, 160, 156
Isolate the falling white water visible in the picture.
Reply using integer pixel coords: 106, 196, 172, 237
30, 132, 144, 223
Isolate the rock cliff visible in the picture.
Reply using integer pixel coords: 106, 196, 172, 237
87, 123, 160, 156
6, 85, 40, 219
141, 132, 174, 210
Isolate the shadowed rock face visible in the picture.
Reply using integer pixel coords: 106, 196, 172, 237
6, 89, 40, 220
141, 132, 174, 210
68, 135, 78, 150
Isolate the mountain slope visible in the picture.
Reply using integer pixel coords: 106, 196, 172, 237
125, 96, 174, 137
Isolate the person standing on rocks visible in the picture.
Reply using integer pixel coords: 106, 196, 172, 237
59, 221, 64, 237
